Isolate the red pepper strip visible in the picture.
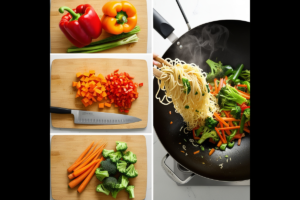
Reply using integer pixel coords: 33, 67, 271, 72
139, 83, 143, 87
237, 84, 247, 87
193, 129, 200, 140
58, 4, 102, 48
209, 138, 216, 144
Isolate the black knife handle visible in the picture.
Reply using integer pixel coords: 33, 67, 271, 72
153, 8, 174, 39
50, 106, 71, 114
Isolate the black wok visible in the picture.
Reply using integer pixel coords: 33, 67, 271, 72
153, 8, 250, 182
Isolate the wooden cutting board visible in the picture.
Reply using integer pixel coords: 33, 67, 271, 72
51, 135, 147, 200
50, 0, 147, 53
50, 58, 148, 129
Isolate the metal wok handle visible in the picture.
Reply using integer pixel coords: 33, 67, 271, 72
161, 153, 195, 184
175, 0, 191, 30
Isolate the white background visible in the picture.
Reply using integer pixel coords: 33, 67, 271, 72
153, 0, 250, 200
50, 134, 152, 200
153, 0, 250, 56
50, 54, 153, 134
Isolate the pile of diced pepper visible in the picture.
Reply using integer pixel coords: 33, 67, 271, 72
72, 69, 143, 113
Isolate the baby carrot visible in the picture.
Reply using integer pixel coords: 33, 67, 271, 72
77, 158, 103, 193
68, 162, 97, 189
209, 148, 215, 156
73, 159, 100, 177
67, 141, 94, 173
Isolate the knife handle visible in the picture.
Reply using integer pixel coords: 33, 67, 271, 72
153, 8, 174, 39
50, 106, 71, 114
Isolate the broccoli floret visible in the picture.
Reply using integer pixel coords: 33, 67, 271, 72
117, 160, 128, 173
126, 185, 135, 199
182, 77, 191, 94
108, 151, 123, 163
96, 184, 110, 195
103, 177, 118, 191
100, 158, 117, 175
197, 126, 219, 144
240, 69, 250, 82
218, 84, 246, 106
237, 86, 246, 92
117, 174, 129, 189
230, 105, 241, 119
111, 188, 123, 198
102, 149, 115, 158
244, 108, 250, 123
123, 151, 137, 164
206, 59, 234, 83
205, 117, 218, 130
116, 141, 128, 151
95, 168, 109, 181
125, 164, 138, 178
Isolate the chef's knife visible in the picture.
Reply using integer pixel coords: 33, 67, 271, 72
50, 106, 141, 125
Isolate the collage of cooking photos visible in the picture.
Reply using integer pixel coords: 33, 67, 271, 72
50, 0, 250, 200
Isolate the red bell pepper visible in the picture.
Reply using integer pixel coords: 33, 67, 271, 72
58, 4, 102, 48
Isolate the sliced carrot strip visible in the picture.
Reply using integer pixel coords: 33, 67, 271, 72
209, 148, 215, 156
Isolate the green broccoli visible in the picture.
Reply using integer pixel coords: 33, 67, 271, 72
100, 158, 117, 175
96, 184, 110, 195
237, 86, 246, 92
205, 117, 218, 130
111, 188, 123, 198
206, 59, 234, 83
123, 151, 137, 164
182, 77, 191, 94
217, 84, 247, 106
126, 185, 135, 199
102, 149, 115, 158
230, 105, 241, 119
125, 164, 138, 178
103, 176, 119, 191
197, 126, 220, 144
108, 151, 123, 163
117, 174, 129, 189
240, 69, 250, 82
116, 141, 128, 151
240, 108, 250, 133
95, 168, 109, 181
117, 160, 128, 173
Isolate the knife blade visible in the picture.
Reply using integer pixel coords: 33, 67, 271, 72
50, 106, 141, 125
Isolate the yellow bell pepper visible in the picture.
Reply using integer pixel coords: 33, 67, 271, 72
101, 1, 138, 35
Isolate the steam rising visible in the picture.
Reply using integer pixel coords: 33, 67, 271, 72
177, 24, 229, 68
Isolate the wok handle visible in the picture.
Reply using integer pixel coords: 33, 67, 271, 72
175, 0, 191, 30
161, 153, 195, 184
153, 8, 175, 39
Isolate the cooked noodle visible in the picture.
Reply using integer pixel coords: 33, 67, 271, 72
155, 58, 220, 130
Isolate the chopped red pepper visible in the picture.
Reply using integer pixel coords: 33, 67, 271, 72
139, 83, 143, 87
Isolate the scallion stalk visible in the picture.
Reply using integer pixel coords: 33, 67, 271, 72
67, 34, 139, 53
68, 25, 141, 50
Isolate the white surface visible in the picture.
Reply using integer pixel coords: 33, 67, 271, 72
50, 0, 152, 53
153, 0, 250, 199
50, 54, 153, 134
153, 0, 250, 56
50, 134, 152, 200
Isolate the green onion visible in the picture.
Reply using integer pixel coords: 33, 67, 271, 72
201, 156, 203, 158
225, 155, 228, 158
184, 139, 187, 142
185, 105, 189, 109
67, 34, 139, 53
68, 25, 141, 49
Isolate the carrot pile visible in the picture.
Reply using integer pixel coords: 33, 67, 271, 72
72, 70, 143, 113
67, 139, 107, 193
